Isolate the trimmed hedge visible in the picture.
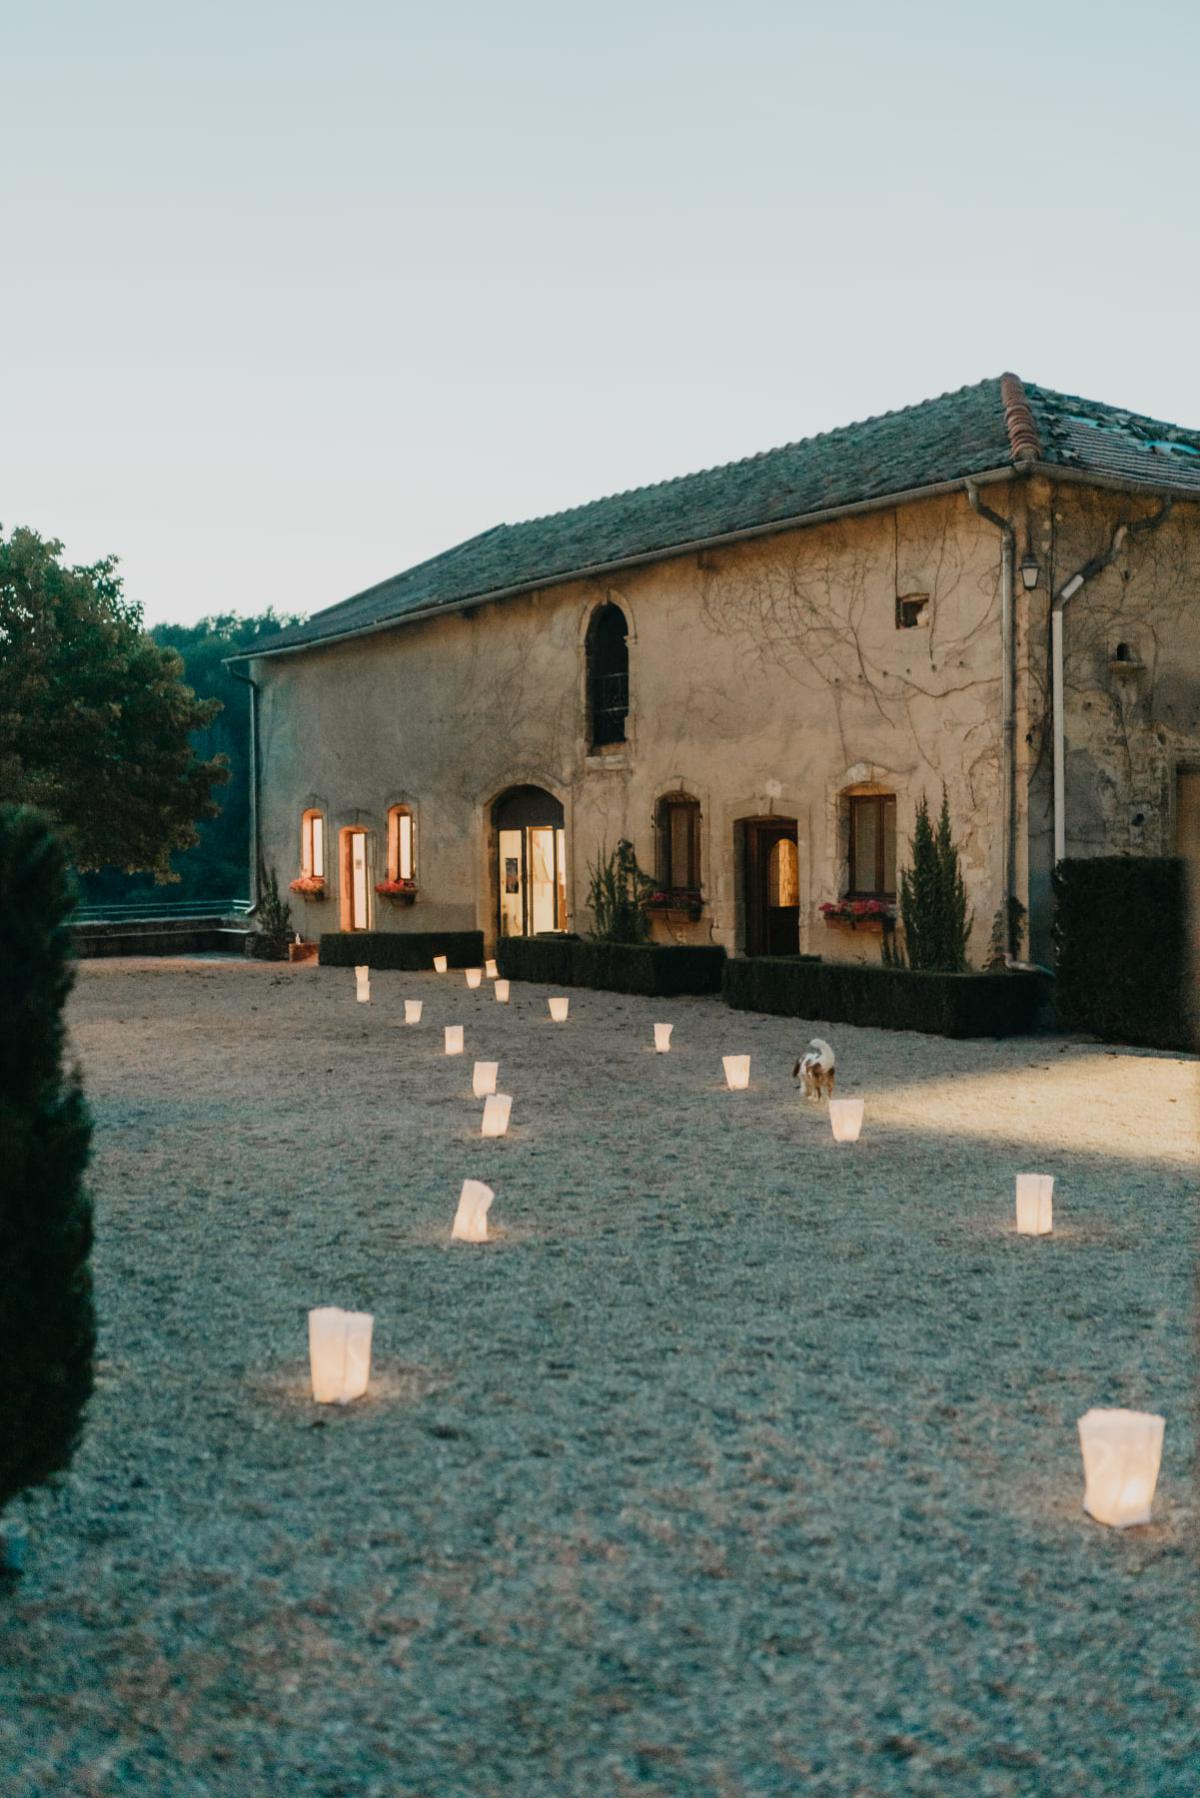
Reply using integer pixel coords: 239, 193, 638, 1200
1053, 857, 1193, 1050
576, 942, 726, 997
496, 934, 579, 988
723, 955, 1048, 1038
497, 935, 726, 997
319, 930, 484, 971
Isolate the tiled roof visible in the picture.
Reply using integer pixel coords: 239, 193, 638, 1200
243, 375, 1200, 659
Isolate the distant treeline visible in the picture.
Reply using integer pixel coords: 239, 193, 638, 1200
78, 612, 301, 907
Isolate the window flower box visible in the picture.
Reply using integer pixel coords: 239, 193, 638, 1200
289, 875, 327, 899
647, 889, 703, 923
819, 898, 895, 930
375, 879, 417, 904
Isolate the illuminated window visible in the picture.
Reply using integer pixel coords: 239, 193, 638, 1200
848, 794, 896, 897
387, 806, 415, 881
656, 794, 700, 890
768, 836, 799, 907
301, 809, 325, 879
587, 602, 629, 748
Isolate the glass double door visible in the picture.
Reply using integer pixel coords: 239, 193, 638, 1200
498, 824, 567, 938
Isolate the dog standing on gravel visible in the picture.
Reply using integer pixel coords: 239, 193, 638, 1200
793, 1037, 836, 1101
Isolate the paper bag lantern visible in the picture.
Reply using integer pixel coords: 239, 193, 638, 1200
465, 967, 483, 989
1016, 1173, 1053, 1234
485, 959, 499, 979
452, 1178, 494, 1242
444, 1024, 464, 1055
722, 1054, 750, 1090
472, 1059, 499, 1097
1078, 1408, 1165, 1527
355, 965, 370, 1003
494, 980, 510, 1003
433, 955, 448, 973
828, 1098, 864, 1142
654, 1023, 673, 1053
481, 1093, 512, 1137
308, 1307, 373, 1404
548, 996, 570, 1022
404, 999, 422, 1025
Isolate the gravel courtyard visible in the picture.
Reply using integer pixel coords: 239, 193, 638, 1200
1, 957, 1196, 1796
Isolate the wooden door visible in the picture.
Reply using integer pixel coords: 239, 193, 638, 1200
745, 821, 799, 957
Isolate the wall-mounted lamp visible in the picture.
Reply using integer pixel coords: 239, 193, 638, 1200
1019, 554, 1041, 591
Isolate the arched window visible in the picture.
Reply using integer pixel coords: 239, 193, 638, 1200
586, 602, 629, 748
387, 805, 416, 882
656, 793, 701, 892
847, 793, 897, 897
768, 836, 799, 907
301, 809, 325, 879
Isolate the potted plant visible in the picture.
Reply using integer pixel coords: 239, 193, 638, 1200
374, 877, 417, 905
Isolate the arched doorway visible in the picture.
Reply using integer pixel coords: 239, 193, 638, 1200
492, 787, 567, 938
740, 817, 799, 956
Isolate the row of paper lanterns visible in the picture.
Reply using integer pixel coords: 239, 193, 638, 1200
361, 962, 868, 1143
323, 958, 1165, 1529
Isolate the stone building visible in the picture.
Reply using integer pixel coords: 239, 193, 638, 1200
233, 374, 1200, 964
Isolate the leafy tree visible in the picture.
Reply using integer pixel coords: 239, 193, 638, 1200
76, 609, 302, 905
896, 790, 972, 971
0, 527, 229, 881
587, 839, 656, 943
0, 807, 94, 1515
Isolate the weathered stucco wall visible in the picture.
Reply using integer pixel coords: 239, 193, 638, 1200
252, 478, 1200, 964
255, 487, 1012, 961
1015, 479, 1200, 958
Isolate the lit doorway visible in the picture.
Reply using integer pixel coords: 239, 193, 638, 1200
340, 828, 371, 932
493, 787, 567, 937
741, 818, 800, 956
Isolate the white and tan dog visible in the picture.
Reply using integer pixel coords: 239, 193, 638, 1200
792, 1037, 836, 1101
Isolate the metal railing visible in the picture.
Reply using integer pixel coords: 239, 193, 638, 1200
73, 897, 253, 926
590, 671, 629, 747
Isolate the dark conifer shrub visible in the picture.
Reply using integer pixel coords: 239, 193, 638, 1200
0, 806, 95, 1514
249, 864, 293, 960
899, 791, 972, 972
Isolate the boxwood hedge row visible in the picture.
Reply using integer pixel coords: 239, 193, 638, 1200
1053, 857, 1193, 1050
319, 930, 485, 971
723, 955, 1047, 1038
496, 936, 726, 997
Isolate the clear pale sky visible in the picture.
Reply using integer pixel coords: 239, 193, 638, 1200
4, 1, 1198, 628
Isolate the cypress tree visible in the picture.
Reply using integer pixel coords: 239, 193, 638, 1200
0, 806, 95, 1515
898, 791, 972, 972
898, 795, 939, 970
934, 789, 972, 973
